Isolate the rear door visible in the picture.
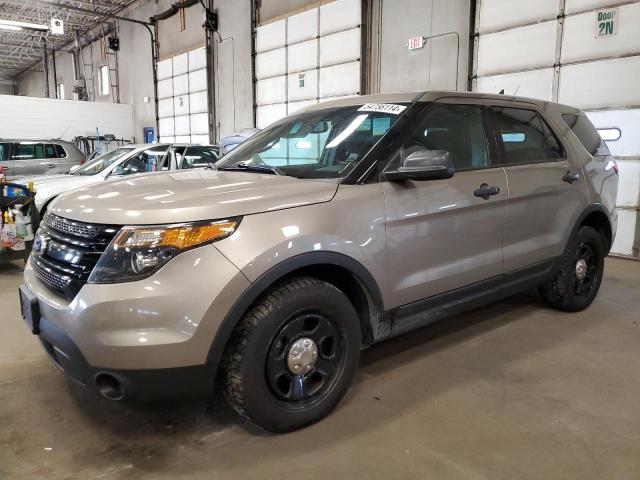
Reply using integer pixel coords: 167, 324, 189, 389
381, 100, 508, 309
484, 104, 589, 273
11, 143, 49, 178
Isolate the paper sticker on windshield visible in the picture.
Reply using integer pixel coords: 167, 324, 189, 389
358, 103, 407, 115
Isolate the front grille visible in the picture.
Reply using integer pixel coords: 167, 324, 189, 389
32, 213, 120, 300
43, 213, 100, 239
32, 259, 72, 290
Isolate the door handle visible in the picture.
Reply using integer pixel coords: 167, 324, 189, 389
474, 183, 501, 200
48, 163, 56, 168
562, 171, 580, 184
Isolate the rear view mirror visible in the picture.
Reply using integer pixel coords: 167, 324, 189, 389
312, 121, 329, 134
384, 149, 454, 181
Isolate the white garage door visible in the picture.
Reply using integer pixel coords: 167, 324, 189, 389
254, 0, 362, 129
157, 46, 210, 145
472, 0, 640, 258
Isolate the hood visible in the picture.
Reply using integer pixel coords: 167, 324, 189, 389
21, 174, 73, 185
25, 174, 104, 209
49, 170, 338, 224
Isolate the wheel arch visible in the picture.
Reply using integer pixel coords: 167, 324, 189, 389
575, 204, 613, 254
207, 251, 384, 373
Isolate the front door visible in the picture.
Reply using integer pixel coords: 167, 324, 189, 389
381, 101, 508, 310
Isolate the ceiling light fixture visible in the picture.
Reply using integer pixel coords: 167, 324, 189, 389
0, 24, 22, 31
0, 19, 49, 32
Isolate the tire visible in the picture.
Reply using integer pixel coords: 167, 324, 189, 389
221, 276, 361, 432
540, 226, 605, 312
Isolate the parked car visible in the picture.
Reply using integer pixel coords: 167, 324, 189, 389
23, 143, 219, 215
20, 92, 618, 433
219, 128, 261, 155
0, 139, 85, 178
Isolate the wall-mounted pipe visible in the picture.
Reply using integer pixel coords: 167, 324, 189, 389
51, 48, 58, 98
151, 0, 200, 22
42, 43, 50, 98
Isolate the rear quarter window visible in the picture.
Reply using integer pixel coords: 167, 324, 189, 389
561, 113, 610, 156
55, 144, 68, 158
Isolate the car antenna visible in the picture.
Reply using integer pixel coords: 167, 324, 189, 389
56, 125, 71, 140
498, 89, 505, 95
513, 85, 520, 96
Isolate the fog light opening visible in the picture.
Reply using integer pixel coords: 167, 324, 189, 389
95, 373, 125, 401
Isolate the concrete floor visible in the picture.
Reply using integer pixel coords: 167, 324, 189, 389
0, 258, 638, 480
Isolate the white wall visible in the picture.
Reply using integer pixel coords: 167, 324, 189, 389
0, 95, 133, 141
372, 0, 471, 93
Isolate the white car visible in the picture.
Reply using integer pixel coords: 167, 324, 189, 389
25, 144, 219, 215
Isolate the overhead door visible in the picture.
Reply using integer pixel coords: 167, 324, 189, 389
157, 46, 210, 145
472, 0, 640, 258
254, 0, 362, 129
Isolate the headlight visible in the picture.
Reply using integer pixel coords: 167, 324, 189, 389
88, 218, 240, 283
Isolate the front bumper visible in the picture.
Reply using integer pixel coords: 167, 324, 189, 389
25, 309, 214, 399
21, 244, 250, 395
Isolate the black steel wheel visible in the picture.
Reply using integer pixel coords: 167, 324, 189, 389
266, 312, 345, 407
573, 242, 599, 298
222, 276, 361, 432
540, 225, 605, 312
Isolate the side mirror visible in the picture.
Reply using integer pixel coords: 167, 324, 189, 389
112, 165, 125, 176
69, 165, 80, 172
384, 149, 454, 181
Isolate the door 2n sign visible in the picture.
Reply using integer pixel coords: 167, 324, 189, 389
595, 8, 618, 38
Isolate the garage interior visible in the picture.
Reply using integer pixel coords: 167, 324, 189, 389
1, 0, 639, 478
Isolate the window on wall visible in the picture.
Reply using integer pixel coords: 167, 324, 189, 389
56, 83, 65, 100
99, 65, 110, 96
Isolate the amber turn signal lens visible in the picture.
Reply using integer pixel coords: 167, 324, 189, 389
114, 220, 238, 250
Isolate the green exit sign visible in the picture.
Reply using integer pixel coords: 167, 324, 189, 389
595, 7, 618, 38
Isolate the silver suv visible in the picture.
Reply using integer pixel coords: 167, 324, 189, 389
0, 139, 85, 178
19, 92, 618, 432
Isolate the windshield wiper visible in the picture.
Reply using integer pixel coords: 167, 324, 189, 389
218, 163, 283, 175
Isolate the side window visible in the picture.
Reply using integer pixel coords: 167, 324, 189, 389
122, 146, 168, 175
403, 104, 490, 171
55, 144, 67, 158
488, 107, 564, 165
12, 143, 45, 160
0, 143, 10, 161
561, 113, 610, 156
45, 144, 57, 159
180, 146, 220, 169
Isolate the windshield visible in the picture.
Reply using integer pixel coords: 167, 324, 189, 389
70, 147, 134, 175
215, 104, 406, 179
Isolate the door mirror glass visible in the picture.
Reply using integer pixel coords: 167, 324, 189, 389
111, 165, 125, 176
385, 149, 454, 181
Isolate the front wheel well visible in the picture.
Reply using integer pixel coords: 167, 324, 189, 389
580, 210, 612, 254
276, 265, 379, 347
